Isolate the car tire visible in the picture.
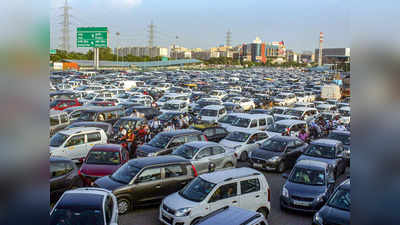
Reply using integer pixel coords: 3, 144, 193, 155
257, 207, 269, 218
117, 198, 131, 215
223, 162, 233, 168
240, 151, 248, 161
277, 161, 285, 173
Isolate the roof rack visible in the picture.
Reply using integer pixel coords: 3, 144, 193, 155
224, 172, 260, 182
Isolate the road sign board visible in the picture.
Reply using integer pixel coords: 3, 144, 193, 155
161, 57, 168, 61
50, 49, 57, 54
77, 27, 108, 48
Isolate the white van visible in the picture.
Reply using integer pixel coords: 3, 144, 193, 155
160, 167, 271, 225
160, 100, 189, 114
266, 119, 307, 137
49, 127, 107, 162
200, 105, 227, 122
156, 94, 189, 107
227, 114, 274, 132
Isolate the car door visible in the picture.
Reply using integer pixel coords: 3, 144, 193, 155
203, 128, 216, 142
132, 167, 163, 203
214, 128, 228, 142
209, 146, 226, 169
64, 134, 86, 160
258, 119, 267, 130
336, 144, 346, 174
238, 178, 262, 211
208, 182, 240, 211
50, 162, 71, 201
284, 140, 299, 167
161, 164, 189, 196
192, 147, 213, 174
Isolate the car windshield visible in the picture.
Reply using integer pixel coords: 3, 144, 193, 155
304, 144, 336, 159
328, 133, 350, 145
232, 118, 250, 128
84, 93, 96, 100
158, 113, 177, 121
79, 111, 97, 121
285, 110, 303, 117
179, 177, 216, 202
172, 145, 199, 159
327, 187, 351, 211
148, 134, 171, 148
289, 167, 325, 186
200, 109, 217, 117
50, 208, 104, 225
267, 123, 288, 133
113, 119, 137, 131
224, 104, 234, 111
218, 115, 237, 124
162, 103, 179, 110
261, 139, 287, 152
110, 163, 141, 184
50, 133, 69, 147
159, 96, 172, 102
272, 108, 285, 114
339, 110, 351, 117
85, 151, 120, 165
225, 131, 250, 142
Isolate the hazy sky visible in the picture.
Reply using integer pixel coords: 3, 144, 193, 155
50, 0, 350, 52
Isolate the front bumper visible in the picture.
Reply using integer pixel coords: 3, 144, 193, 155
249, 157, 280, 171
280, 196, 323, 213
159, 207, 191, 225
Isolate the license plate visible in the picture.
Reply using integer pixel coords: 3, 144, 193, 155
253, 163, 262, 168
293, 200, 310, 206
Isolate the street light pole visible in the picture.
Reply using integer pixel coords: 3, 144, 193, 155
116, 32, 120, 70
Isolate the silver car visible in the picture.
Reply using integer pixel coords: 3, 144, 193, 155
172, 141, 237, 175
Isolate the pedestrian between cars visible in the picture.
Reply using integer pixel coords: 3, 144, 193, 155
298, 128, 308, 142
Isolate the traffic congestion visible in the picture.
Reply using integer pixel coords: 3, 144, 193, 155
49, 68, 350, 225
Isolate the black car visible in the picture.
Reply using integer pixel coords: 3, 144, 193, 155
125, 106, 161, 120
95, 156, 196, 214
327, 130, 351, 166
190, 123, 229, 142
280, 160, 335, 212
67, 121, 113, 138
313, 179, 350, 225
50, 157, 82, 205
77, 106, 125, 125
136, 129, 207, 157
249, 136, 308, 172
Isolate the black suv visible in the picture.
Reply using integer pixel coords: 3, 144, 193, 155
95, 155, 196, 214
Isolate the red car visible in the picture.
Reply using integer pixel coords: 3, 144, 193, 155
78, 144, 129, 186
50, 99, 82, 111
89, 101, 116, 107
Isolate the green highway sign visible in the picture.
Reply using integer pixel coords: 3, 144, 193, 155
49, 49, 57, 54
77, 27, 108, 48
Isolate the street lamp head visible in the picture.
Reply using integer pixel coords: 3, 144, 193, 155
116, 32, 120, 36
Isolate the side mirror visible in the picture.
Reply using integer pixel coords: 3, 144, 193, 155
282, 173, 289, 179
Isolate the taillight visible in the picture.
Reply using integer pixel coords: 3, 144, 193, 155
203, 135, 208, 141
191, 165, 198, 177
234, 153, 238, 158
267, 188, 271, 202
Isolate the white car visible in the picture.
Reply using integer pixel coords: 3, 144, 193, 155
266, 119, 307, 137
160, 100, 189, 114
49, 127, 108, 162
160, 167, 271, 225
200, 105, 227, 122
219, 129, 270, 161
157, 94, 189, 107
209, 90, 227, 100
50, 188, 119, 225
230, 97, 256, 111
226, 114, 274, 132
273, 93, 297, 106
338, 106, 351, 125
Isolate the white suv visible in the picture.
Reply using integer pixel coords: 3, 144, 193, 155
159, 167, 271, 225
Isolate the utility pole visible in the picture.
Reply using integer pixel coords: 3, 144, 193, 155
226, 29, 232, 48
148, 21, 155, 57
116, 32, 120, 67
60, 0, 71, 51
318, 32, 324, 67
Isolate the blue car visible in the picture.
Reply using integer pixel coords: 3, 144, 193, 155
280, 160, 335, 213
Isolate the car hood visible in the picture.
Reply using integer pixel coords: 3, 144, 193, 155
201, 116, 217, 122
163, 192, 198, 210
80, 163, 121, 177
297, 155, 336, 166
285, 181, 326, 198
251, 148, 282, 159
319, 205, 350, 225
219, 139, 243, 149
161, 109, 180, 114
94, 175, 126, 191
266, 131, 281, 137
138, 144, 162, 153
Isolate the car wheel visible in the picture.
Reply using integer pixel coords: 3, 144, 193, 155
240, 151, 248, 161
277, 161, 285, 173
191, 217, 202, 225
257, 207, 269, 218
223, 162, 233, 168
117, 198, 130, 215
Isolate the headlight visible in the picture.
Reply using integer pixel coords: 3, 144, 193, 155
282, 187, 289, 198
175, 207, 191, 217
315, 194, 325, 202
313, 212, 323, 225
269, 156, 280, 162
148, 152, 157, 157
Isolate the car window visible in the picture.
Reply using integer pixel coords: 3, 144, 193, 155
203, 128, 215, 137
240, 178, 260, 194
295, 140, 304, 147
70, 111, 81, 119
256, 133, 268, 141
259, 119, 266, 126
105, 196, 113, 224
250, 120, 257, 128
164, 165, 186, 178
87, 132, 101, 143
209, 183, 237, 202
290, 125, 299, 132
50, 162, 69, 178
212, 146, 225, 155
199, 135, 207, 141
136, 167, 161, 183
65, 134, 85, 147
196, 147, 213, 159
215, 128, 227, 135
169, 136, 186, 148
121, 150, 128, 161
50, 117, 59, 126
267, 117, 273, 125
60, 114, 69, 123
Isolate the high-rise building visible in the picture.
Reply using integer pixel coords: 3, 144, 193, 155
314, 48, 350, 65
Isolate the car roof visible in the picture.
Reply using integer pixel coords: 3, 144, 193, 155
128, 155, 190, 168
165, 100, 187, 104
59, 127, 103, 135
196, 206, 261, 225
90, 144, 122, 152
119, 116, 146, 121
185, 141, 219, 148
270, 135, 299, 141
295, 159, 329, 170
57, 191, 104, 210
290, 107, 317, 111
81, 106, 123, 112
160, 129, 202, 136
50, 156, 73, 163
69, 121, 111, 127
233, 113, 271, 119
200, 167, 261, 184
311, 138, 342, 146
331, 130, 351, 135
275, 119, 306, 126
202, 105, 225, 110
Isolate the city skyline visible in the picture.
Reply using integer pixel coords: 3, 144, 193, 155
50, 0, 350, 53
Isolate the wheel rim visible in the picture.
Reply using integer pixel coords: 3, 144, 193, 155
118, 200, 129, 214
